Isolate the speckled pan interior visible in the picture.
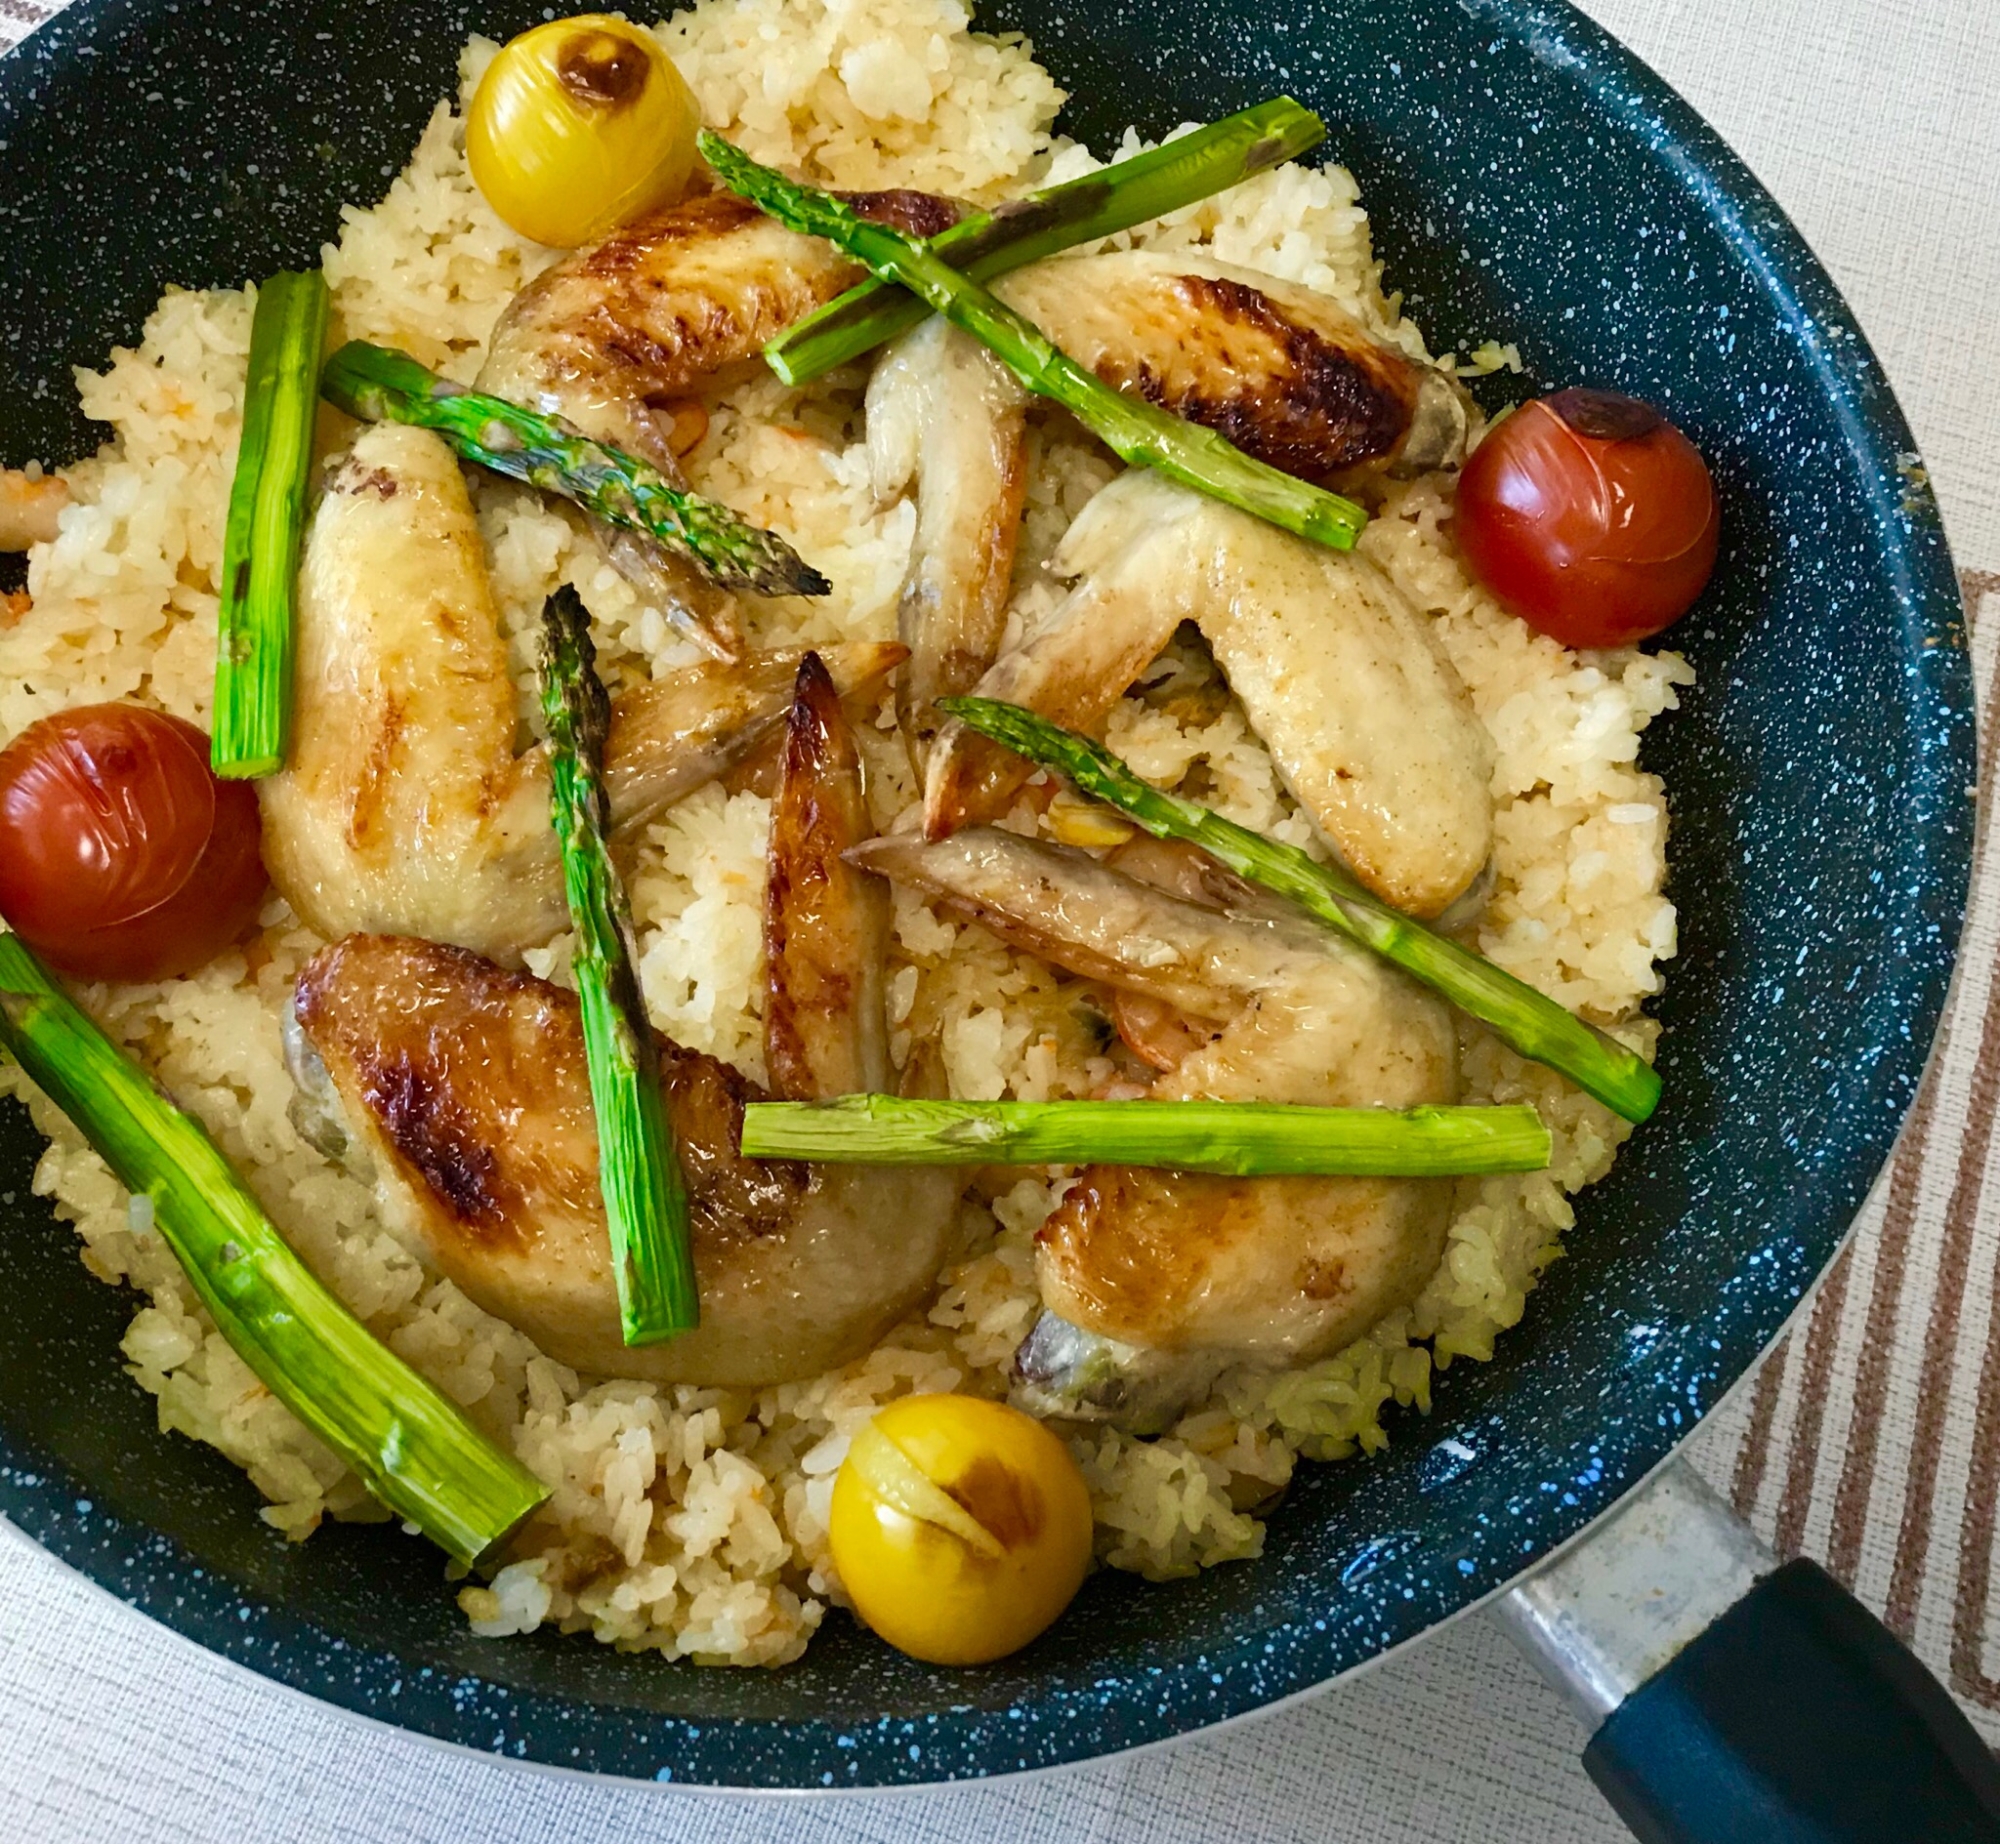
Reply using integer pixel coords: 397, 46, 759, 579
0, 0, 1973, 1790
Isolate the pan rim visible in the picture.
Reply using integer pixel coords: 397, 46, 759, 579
0, 0, 1974, 1789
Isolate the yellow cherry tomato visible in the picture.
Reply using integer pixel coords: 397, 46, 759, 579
467, 15, 699, 248
829, 1394, 1093, 1666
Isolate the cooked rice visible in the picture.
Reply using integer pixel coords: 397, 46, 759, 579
0, 0, 1691, 1664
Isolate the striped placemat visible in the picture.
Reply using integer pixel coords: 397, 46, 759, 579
0, 0, 59, 52
1686, 569, 2000, 1734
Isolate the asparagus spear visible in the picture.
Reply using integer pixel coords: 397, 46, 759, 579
539, 587, 698, 1344
766, 97, 1325, 386
213, 271, 328, 779
938, 697, 1663, 1124
0, 931, 547, 1565
321, 341, 830, 599
700, 133, 1369, 553
741, 1095, 1551, 1176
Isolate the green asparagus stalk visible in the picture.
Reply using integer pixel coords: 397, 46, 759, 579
0, 932, 547, 1565
321, 341, 830, 599
938, 697, 1663, 1125
766, 97, 1325, 386
741, 1095, 1551, 1176
213, 271, 328, 779
701, 133, 1369, 552
539, 587, 698, 1344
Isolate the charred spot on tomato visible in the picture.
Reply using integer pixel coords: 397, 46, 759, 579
946, 1454, 1044, 1551
556, 29, 652, 109
1544, 386, 1665, 443
829, 1394, 1093, 1663
469, 18, 698, 247
94, 741, 138, 782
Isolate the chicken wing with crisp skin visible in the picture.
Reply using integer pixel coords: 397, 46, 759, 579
871, 252, 1470, 766
477, 187, 961, 452
475, 186, 962, 651
478, 196, 1468, 745
287, 658, 960, 1388
258, 423, 903, 963
850, 826, 1459, 1427
926, 470, 1495, 918
996, 250, 1469, 484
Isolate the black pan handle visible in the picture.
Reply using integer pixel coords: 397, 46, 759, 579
1493, 1459, 2000, 1843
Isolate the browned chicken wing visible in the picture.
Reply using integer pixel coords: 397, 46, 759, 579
866, 253, 1467, 766
762, 652, 893, 1100
925, 470, 1495, 918
997, 250, 1469, 483
258, 423, 903, 963
478, 196, 1466, 739
477, 188, 959, 452
475, 187, 962, 653
288, 659, 960, 1387
851, 825, 1459, 1423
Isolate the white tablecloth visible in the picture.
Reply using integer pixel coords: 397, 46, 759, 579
2, 0, 1997, 1837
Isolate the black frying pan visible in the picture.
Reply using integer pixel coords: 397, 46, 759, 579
0, 0, 1984, 1832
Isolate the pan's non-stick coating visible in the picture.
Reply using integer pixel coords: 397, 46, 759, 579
0, 0, 1972, 1788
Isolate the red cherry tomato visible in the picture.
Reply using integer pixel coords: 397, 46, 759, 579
0, 704, 268, 982
1454, 388, 1719, 648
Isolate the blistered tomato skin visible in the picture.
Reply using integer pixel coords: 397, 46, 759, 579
0, 705, 268, 982
467, 16, 699, 249
829, 1394, 1094, 1666
1454, 388, 1719, 649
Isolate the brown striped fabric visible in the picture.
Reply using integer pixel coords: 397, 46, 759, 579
1692, 570, 2000, 1724
0, 0, 59, 51
1827, 1020, 1946, 1583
